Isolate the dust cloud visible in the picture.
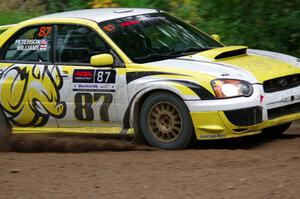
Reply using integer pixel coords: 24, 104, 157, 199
0, 134, 154, 153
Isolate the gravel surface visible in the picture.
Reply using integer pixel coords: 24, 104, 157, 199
0, 124, 299, 199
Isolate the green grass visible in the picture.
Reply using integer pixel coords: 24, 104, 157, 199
0, 10, 41, 25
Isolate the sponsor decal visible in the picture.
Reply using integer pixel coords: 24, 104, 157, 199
199, 134, 226, 139
15, 39, 49, 51
73, 69, 116, 85
73, 83, 115, 92
103, 24, 115, 32
73, 69, 116, 92
0, 65, 66, 127
73, 69, 95, 83
120, 20, 140, 27
138, 16, 166, 22
72, 70, 116, 121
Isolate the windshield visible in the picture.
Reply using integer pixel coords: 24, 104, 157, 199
99, 13, 223, 63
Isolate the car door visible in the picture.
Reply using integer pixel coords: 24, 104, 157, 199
0, 25, 64, 127
53, 24, 128, 128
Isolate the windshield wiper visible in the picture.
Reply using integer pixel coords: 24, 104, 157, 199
171, 47, 213, 56
133, 47, 214, 63
134, 53, 177, 62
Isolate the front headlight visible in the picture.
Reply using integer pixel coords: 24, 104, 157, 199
211, 79, 253, 98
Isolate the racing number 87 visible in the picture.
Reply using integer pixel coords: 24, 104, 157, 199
74, 93, 113, 122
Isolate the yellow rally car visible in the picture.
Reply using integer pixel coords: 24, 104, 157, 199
0, 8, 299, 149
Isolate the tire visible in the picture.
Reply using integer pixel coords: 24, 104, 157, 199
0, 107, 12, 151
140, 92, 194, 149
262, 122, 292, 136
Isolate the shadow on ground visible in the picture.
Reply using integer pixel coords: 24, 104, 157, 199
192, 132, 300, 150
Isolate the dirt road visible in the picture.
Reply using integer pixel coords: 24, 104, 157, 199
0, 124, 299, 199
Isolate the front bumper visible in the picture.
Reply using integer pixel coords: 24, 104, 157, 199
191, 110, 300, 140
187, 84, 300, 140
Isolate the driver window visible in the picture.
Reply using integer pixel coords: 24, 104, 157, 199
3, 26, 52, 62
55, 25, 109, 64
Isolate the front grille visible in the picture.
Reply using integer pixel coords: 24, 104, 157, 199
263, 74, 300, 93
268, 102, 300, 119
224, 106, 263, 126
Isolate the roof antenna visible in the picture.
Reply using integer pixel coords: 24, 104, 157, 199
114, 9, 133, 13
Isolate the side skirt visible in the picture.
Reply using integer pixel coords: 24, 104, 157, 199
13, 127, 134, 137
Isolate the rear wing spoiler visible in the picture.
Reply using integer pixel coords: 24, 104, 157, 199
0, 24, 16, 33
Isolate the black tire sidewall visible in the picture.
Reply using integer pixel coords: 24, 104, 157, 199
140, 92, 194, 149
262, 122, 292, 136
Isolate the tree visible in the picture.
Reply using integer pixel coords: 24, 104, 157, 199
0, 0, 298, 56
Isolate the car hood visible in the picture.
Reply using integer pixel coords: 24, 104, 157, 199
146, 46, 300, 84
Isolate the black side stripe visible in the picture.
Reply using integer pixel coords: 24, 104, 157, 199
126, 71, 186, 84
167, 80, 215, 100
123, 104, 131, 129
122, 87, 149, 129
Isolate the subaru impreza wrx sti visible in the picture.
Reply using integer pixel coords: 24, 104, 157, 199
0, 8, 299, 149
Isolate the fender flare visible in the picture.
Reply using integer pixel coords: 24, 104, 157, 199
124, 80, 215, 128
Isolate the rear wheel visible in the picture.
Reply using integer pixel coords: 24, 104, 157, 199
0, 107, 12, 151
140, 92, 194, 149
262, 122, 292, 136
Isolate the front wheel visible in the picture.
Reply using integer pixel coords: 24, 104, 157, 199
140, 92, 194, 149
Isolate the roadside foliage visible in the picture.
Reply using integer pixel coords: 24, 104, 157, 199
0, 0, 299, 56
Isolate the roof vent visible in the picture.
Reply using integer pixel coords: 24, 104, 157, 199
114, 9, 133, 14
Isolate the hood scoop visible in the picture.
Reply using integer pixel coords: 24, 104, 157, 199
197, 46, 248, 61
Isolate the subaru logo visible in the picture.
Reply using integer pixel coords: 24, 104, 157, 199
278, 79, 288, 87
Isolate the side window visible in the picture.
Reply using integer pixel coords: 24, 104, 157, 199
55, 25, 109, 64
3, 26, 52, 62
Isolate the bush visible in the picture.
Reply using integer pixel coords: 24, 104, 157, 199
0, 0, 299, 57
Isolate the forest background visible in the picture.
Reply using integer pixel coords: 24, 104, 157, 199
0, 0, 299, 56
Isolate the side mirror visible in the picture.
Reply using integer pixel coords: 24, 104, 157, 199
211, 34, 221, 42
90, 54, 114, 67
